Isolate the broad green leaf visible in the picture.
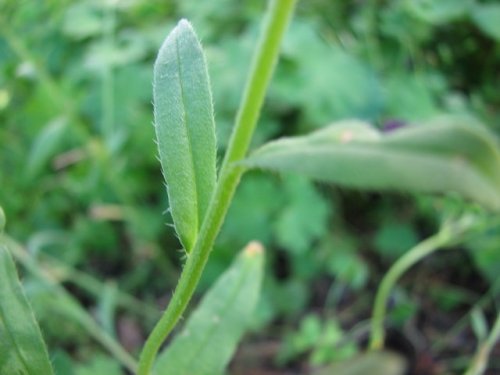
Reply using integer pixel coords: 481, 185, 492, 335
0, 240, 55, 375
155, 242, 265, 375
471, 3, 500, 41
154, 19, 217, 251
313, 351, 407, 375
243, 118, 500, 210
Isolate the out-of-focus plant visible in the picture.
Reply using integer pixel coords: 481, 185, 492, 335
1, 0, 500, 374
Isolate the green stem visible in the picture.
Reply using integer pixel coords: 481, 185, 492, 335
464, 312, 500, 375
137, 1, 298, 374
369, 223, 459, 350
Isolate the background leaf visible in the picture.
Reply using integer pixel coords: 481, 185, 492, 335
25, 116, 68, 179
154, 242, 265, 375
154, 19, 217, 251
0, 240, 54, 375
406, 0, 472, 25
471, 3, 500, 42
243, 118, 500, 210
313, 350, 407, 375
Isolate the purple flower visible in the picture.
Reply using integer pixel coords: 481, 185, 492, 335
382, 119, 407, 133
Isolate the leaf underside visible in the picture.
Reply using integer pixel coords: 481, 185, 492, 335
154, 19, 217, 251
243, 118, 500, 210
0, 241, 55, 375
154, 242, 265, 375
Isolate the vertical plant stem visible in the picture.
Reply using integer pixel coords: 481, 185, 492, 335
369, 227, 453, 350
137, 1, 298, 374
464, 312, 500, 375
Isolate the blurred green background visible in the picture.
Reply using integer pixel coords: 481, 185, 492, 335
1, 0, 499, 373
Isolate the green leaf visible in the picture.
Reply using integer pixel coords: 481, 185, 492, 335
26, 117, 68, 179
471, 3, 500, 41
382, 72, 441, 122
154, 19, 217, 251
313, 350, 407, 375
0, 241, 55, 375
62, 2, 103, 40
75, 355, 123, 375
374, 221, 419, 260
243, 118, 500, 210
406, 0, 473, 25
155, 242, 265, 375
274, 176, 330, 254
217, 174, 284, 249
274, 21, 383, 126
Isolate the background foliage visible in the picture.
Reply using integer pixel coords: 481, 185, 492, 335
0, 0, 499, 373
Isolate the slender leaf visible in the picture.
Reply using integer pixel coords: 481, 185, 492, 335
26, 117, 68, 179
243, 118, 500, 210
155, 242, 265, 375
3, 236, 137, 373
154, 19, 217, 251
0, 240, 55, 375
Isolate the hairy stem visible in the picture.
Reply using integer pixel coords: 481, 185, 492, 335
137, 1, 298, 374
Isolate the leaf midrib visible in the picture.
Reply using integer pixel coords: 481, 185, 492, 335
175, 37, 199, 232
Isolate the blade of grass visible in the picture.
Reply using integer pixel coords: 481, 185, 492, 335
4, 235, 138, 373
0, 240, 55, 375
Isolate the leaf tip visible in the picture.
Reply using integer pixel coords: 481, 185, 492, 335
243, 241, 264, 258
177, 18, 193, 30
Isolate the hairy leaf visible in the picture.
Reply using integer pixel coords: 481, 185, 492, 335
0, 241, 54, 375
243, 118, 500, 210
155, 242, 265, 375
154, 19, 217, 251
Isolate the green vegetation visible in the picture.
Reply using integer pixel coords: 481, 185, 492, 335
1, 0, 499, 374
